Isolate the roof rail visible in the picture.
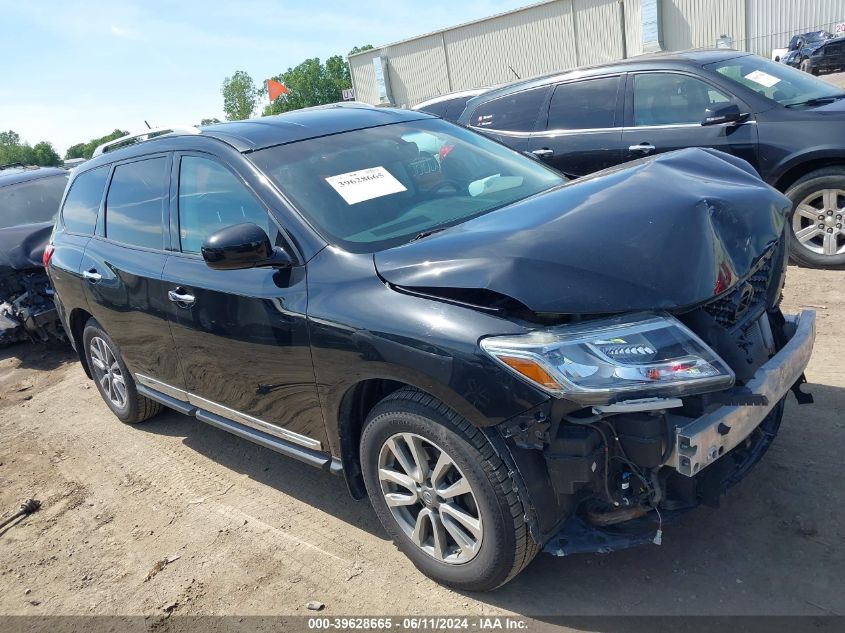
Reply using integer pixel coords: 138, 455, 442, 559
92, 126, 201, 157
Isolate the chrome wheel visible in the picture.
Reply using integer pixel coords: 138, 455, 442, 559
378, 433, 483, 564
792, 189, 845, 256
89, 336, 127, 409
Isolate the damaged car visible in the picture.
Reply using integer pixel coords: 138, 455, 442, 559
0, 165, 68, 345
46, 108, 815, 591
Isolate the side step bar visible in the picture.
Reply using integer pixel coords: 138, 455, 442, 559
137, 384, 343, 475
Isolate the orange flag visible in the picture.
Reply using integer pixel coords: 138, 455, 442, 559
267, 79, 289, 101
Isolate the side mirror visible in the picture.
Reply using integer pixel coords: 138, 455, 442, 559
702, 103, 747, 126
201, 222, 292, 271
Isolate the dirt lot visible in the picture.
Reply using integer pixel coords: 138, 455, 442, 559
1, 75, 844, 625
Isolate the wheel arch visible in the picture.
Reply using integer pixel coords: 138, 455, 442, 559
772, 154, 845, 192
68, 307, 95, 378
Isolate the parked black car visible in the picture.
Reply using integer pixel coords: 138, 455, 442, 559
781, 30, 842, 74
413, 88, 491, 122
47, 107, 815, 590
0, 164, 68, 344
457, 49, 845, 269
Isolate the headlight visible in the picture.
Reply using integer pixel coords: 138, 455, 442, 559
480, 313, 734, 405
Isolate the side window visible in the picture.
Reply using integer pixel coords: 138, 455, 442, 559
634, 74, 732, 127
177, 156, 272, 254
105, 157, 168, 249
62, 168, 107, 235
470, 87, 547, 132
546, 77, 620, 130
442, 96, 472, 122
418, 101, 448, 118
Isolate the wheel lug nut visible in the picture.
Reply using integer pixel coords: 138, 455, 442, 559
819, 224, 825, 229
828, 228, 834, 233
838, 224, 843, 229
819, 215, 825, 220
828, 210, 834, 216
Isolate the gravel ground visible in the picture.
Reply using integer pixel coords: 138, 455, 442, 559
0, 73, 843, 627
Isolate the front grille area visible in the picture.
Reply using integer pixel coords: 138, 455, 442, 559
703, 247, 775, 330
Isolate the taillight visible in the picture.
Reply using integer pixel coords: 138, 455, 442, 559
42, 243, 55, 268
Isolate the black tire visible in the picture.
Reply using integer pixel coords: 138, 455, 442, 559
784, 168, 845, 269
799, 59, 816, 74
360, 388, 538, 591
82, 318, 162, 424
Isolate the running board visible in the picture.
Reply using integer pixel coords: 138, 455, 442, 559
137, 384, 342, 475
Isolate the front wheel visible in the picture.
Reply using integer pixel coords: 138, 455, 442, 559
785, 168, 845, 269
360, 388, 538, 591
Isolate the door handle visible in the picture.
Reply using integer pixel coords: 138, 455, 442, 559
531, 148, 554, 159
82, 269, 102, 282
168, 288, 195, 306
628, 143, 656, 154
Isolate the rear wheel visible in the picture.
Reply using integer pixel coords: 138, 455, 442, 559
82, 318, 162, 424
360, 388, 538, 591
785, 168, 845, 269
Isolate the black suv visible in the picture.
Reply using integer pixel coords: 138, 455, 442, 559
47, 107, 815, 590
0, 164, 68, 344
457, 49, 845, 269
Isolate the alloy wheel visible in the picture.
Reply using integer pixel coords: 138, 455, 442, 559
378, 432, 483, 564
792, 188, 845, 257
89, 336, 127, 409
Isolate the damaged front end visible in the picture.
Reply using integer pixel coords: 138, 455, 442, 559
0, 223, 65, 346
376, 148, 817, 556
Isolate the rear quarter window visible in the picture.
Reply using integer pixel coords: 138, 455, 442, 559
105, 157, 169, 249
62, 167, 108, 235
469, 87, 548, 132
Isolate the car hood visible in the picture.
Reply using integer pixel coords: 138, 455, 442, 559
0, 222, 52, 273
374, 148, 790, 315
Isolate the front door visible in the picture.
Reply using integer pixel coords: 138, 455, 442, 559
161, 153, 326, 451
620, 72, 759, 170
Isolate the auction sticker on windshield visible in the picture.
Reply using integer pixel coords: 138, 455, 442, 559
744, 70, 780, 88
326, 166, 407, 205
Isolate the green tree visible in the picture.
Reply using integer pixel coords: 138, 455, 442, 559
31, 141, 61, 166
200, 117, 221, 126
65, 129, 129, 160
222, 70, 260, 121
348, 44, 374, 56
0, 130, 61, 166
262, 54, 356, 116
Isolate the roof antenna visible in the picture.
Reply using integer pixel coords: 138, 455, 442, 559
508, 65, 520, 80
144, 120, 152, 129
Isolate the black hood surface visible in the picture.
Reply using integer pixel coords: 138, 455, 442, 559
374, 148, 790, 315
0, 222, 52, 272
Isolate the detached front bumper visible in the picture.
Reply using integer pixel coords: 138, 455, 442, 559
669, 310, 816, 477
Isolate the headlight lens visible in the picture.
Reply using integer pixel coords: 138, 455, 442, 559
480, 313, 734, 405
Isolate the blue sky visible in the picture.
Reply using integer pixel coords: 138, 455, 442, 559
0, 0, 530, 155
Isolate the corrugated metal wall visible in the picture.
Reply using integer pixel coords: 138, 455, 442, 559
444, 1, 578, 92
745, 0, 844, 57
349, 0, 845, 107
661, 0, 745, 51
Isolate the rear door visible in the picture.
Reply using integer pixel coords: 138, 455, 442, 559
620, 71, 758, 169
80, 153, 186, 394
528, 75, 624, 177
160, 152, 325, 451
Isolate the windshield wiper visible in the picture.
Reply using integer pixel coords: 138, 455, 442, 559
785, 93, 845, 108
410, 226, 448, 242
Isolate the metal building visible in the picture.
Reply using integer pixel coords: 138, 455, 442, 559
348, 0, 844, 107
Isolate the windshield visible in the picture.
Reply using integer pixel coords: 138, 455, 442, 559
0, 174, 67, 229
706, 55, 843, 107
249, 118, 564, 253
